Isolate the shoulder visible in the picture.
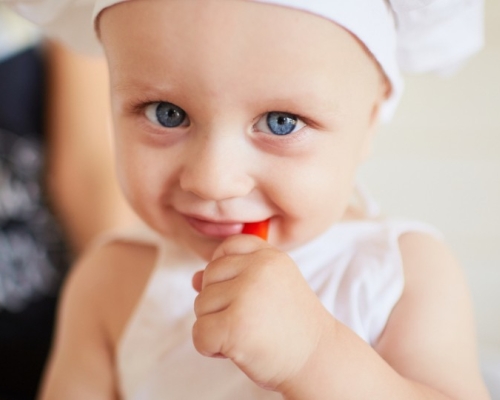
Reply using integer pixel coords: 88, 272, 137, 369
316, 219, 434, 344
395, 229, 476, 344
397, 229, 464, 289
343, 219, 440, 285
39, 238, 159, 399
348, 219, 447, 283
374, 230, 489, 398
336, 219, 468, 344
69, 238, 159, 348
394, 229, 473, 331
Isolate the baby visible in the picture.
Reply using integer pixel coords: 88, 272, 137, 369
7, 0, 490, 399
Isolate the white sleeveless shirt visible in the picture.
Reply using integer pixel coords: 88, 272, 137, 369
112, 200, 440, 399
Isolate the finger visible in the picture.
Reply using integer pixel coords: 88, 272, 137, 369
192, 310, 232, 358
201, 254, 247, 290
194, 279, 236, 318
211, 234, 271, 261
192, 270, 204, 293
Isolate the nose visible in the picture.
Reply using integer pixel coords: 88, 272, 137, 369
179, 133, 254, 201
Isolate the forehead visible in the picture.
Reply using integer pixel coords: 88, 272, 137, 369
99, 0, 379, 104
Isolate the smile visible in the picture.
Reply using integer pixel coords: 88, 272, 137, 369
184, 216, 244, 238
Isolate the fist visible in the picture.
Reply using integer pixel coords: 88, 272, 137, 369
192, 234, 332, 392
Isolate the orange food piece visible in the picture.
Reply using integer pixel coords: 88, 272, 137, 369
242, 219, 270, 241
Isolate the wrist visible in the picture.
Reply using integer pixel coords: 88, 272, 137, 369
277, 313, 338, 400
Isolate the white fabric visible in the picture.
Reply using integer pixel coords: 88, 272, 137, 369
393, 0, 485, 75
96, 0, 398, 121
110, 217, 440, 399
248, 0, 402, 123
3, 0, 484, 123
0, 5, 40, 62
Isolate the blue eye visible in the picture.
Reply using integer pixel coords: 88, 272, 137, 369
255, 112, 305, 136
145, 102, 188, 128
267, 112, 297, 135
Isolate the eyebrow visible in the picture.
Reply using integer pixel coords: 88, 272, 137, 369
111, 78, 177, 96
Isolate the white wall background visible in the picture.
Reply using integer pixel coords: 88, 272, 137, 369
360, 0, 500, 364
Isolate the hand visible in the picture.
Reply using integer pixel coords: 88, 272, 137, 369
192, 234, 334, 392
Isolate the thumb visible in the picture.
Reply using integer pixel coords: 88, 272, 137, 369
211, 234, 271, 262
192, 270, 204, 293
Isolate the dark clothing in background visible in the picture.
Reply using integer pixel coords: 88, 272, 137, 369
0, 47, 70, 400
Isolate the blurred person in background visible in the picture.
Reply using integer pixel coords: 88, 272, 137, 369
0, 5, 134, 399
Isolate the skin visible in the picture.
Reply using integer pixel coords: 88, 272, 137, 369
102, 0, 385, 261
45, 40, 137, 253
38, 1, 490, 399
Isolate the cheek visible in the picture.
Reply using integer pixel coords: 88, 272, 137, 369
113, 132, 173, 216
279, 144, 359, 209
278, 165, 352, 219
267, 140, 362, 244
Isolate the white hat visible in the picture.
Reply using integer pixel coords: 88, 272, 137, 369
5, 0, 484, 122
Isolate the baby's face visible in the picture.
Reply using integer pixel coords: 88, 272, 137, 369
100, 0, 387, 260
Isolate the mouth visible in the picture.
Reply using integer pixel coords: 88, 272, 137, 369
184, 216, 245, 239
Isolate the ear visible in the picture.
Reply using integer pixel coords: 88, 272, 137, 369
359, 77, 391, 162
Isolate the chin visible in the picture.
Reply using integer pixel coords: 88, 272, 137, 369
180, 236, 221, 262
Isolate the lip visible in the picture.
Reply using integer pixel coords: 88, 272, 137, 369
184, 215, 245, 238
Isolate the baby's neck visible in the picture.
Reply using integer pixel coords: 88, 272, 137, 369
341, 206, 365, 222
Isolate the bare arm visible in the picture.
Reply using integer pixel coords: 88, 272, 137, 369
38, 247, 119, 400
38, 240, 157, 400
375, 232, 489, 398
44, 40, 136, 254
279, 232, 489, 399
